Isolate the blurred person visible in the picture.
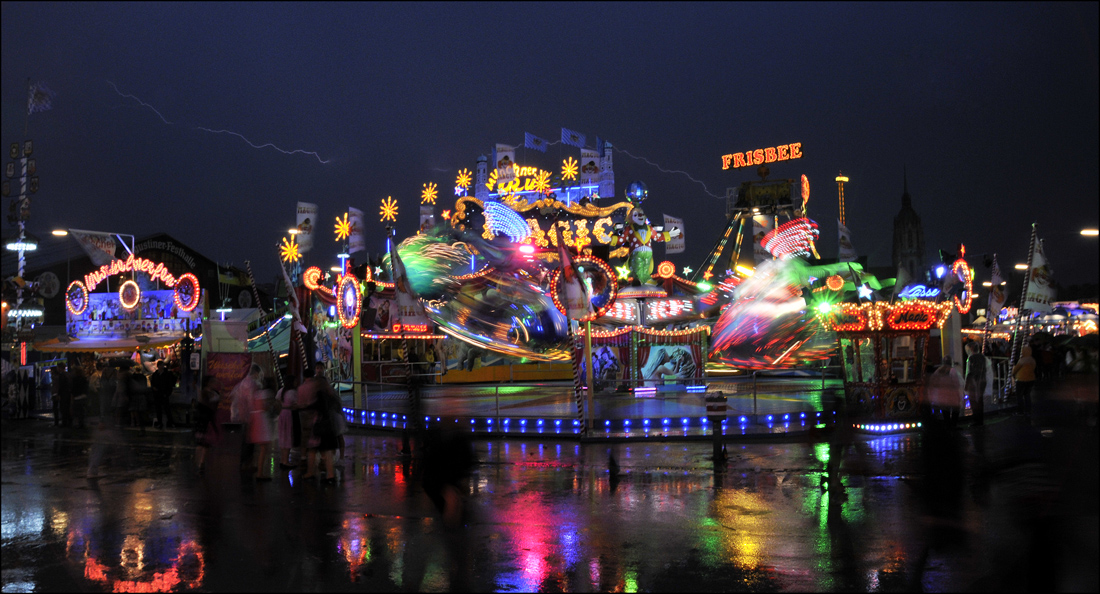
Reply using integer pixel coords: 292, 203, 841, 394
150, 360, 177, 429
193, 375, 221, 475
275, 374, 300, 469
97, 364, 118, 421
420, 426, 476, 529
85, 418, 117, 479
248, 375, 277, 480
52, 363, 69, 427
965, 342, 988, 425
927, 356, 964, 427
231, 363, 263, 472
1012, 345, 1038, 416
295, 363, 325, 480
128, 368, 149, 435
112, 364, 130, 427
311, 377, 341, 483
70, 364, 89, 429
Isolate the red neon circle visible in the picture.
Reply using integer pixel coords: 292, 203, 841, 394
826, 275, 844, 291
952, 259, 974, 314
656, 260, 676, 279
550, 256, 618, 322
119, 280, 141, 310
335, 274, 361, 329
173, 272, 201, 312
66, 280, 89, 316
303, 267, 323, 291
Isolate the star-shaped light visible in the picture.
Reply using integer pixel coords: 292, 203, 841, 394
532, 170, 551, 194
455, 168, 472, 189
442, 209, 451, 220
334, 213, 352, 242
615, 264, 633, 281
858, 283, 874, 300
279, 236, 301, 263
683, 266, 693, 275
703, 270, 713, 281
454, 185, 464, 196
725, 269, 735, 277
562, 156, 578, 181
421, 182, 438, 205
380, 196, 398, 222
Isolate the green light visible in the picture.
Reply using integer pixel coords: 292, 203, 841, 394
815, 301, 833, 314
696, 282, 712, 291
623, 570, 638, 593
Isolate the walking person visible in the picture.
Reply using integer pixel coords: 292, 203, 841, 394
128, 369, 149, 435
248, 376, 277, 480
193, 375, 221, 476
231, 363, 263, 472
97, 364, 118, 422
295, 362, 330, 480
965, 342, 988, 425
927, 356, 964, 427
52, 364, 69, 427
1012, 345, 1038, 416
275, 375, 299, 470
150, 360, 177, 429
112, 365, 130, 427
70, 364, 90, 429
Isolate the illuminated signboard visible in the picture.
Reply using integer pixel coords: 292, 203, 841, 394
898, 285, 941, 299
644, 298, 696, 324
600, 300, 639, 324
83, 254, 180, 292
452, 195, 631, 254
721, 143, 803, 170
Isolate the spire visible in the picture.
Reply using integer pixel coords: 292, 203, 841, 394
902, 166, 912, 209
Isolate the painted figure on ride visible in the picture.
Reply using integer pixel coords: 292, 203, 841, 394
613, 207, 681, 285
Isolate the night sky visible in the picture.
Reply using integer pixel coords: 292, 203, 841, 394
3, 2, 1097, 290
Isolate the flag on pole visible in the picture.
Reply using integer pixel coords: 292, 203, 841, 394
296, 202, 318, 254
1023, 237, 1055, 313
561, 127, 586, 148
494, 143, 516, 187
987, 254, 1006, 321
556, 225, 593, 320
68, 229, 119, 267
838, 219, 858, 262
524, 132, 549, 152
580, 148, 600, 185
28, 82, 55, 114
348, 206, 365, 254
753, 215, 773, 264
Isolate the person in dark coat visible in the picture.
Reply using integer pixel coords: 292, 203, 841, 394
53, 364, 70, 427
150, 360, 177, 429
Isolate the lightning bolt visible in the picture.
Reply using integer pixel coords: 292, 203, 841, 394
614, 147, 722, 199
107, 80, 329, 164
107, 80, 173, 124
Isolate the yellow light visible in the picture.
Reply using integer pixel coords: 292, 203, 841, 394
51, 229, 69, 236
835, 176, 848, 183
1082, 229, 1099, 236
380, 196, 399, 222
287, 228, 300, 235
982, 281, 992, 287
735, 265, 755, 277
421, 182, 438, 205
330, 266, 342, 272
279, 236, 301, 263
334, 213, 352, 242
1014, 264, 1028, 270
562, 156, 578, 181
455, 168, 472, 189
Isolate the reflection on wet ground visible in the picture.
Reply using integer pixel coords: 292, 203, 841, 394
2, 399, 1097, 592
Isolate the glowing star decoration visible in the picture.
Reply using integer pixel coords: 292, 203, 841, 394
454, 185, 464, 196
561, 156, 579, 181
379, 196, 399, 222
334, 213, 352, 242
456, 168, 472, 189
421, 182, 438, 205
532, 169, 552, 195
616, 264, 633, 281
683, 266, 693, 276
279, 236, 301, 263
858, 283, 874, 300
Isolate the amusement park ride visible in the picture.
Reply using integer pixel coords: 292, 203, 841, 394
278, 141, 978, 428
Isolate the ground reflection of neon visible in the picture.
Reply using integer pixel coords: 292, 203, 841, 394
496, 492, 552, 592
67, 526, 205, 593
338, 516, 372, 582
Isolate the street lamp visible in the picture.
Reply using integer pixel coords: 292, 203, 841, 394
1082, 228, 1099, 237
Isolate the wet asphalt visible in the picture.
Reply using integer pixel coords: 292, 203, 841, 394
2, 377, 1097, 593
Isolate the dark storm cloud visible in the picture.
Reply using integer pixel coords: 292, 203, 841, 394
3, 2, 1097, 287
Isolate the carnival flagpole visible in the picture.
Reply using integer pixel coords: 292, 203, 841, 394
1007, 224, 1037, 401
245, 260, 283, 390
980, 254, 995, 355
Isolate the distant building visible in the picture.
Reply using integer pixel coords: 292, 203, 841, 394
892, 170, 926, 281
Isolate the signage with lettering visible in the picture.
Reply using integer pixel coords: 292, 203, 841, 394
898, 285, 941, 299
722, 143, 803, 170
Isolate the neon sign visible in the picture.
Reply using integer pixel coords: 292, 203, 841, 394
898, 285, 941, 299
487, 165, 553, 195
721, 143, 803, 170
644, 298, 696, 323
335, 274, 361, 329
83, 254, 180, 292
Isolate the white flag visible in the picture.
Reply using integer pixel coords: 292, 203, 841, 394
348, 206, 365, 255
494, 144, 516, 187
663, 214, 685, 254
838, 219, 858, 262
69, 229, 119, 267
1023, 237, 1055, 313
987, 255, 1006, 320
580, 148, 600, 186
296, 202, 318, 254
753, 215, 773, 265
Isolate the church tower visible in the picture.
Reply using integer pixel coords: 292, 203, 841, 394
475, 155, 489, 201
598, 141, 615, 200
892, 168, 926, 281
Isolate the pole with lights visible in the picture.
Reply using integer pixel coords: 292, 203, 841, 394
835, 172, 848, 226
1007, 223, 1038, 398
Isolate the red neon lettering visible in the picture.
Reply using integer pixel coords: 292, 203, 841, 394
777, 145, 790, 160
764, 147, 777, 163
790, 143, 802, 159
752, 149, 764, 165
733, 153, 748, 168
721, 154, 732, 169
